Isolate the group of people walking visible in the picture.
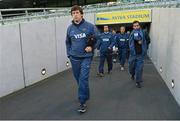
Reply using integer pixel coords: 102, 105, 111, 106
66, 5, 150, 113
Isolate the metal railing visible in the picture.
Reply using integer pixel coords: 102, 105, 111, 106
0, 7, 71, 25
84, 0, 180, 13
0, 0, 179, 25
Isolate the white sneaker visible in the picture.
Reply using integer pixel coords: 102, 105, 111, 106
121, 67, 124, 71
77, 104, 87, 113
113, 59, 116, 63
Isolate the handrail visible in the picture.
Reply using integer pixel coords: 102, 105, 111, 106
0, 7, 69, 12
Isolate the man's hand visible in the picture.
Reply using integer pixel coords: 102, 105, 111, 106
138, 40, 142, 44
107, 47, 112, 54
85, 46, 92, 52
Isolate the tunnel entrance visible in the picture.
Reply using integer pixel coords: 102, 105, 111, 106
95, 9, 152, 34
94, 9, 152, 57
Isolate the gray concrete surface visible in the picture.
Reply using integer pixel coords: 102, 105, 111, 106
0, 58, 180, 120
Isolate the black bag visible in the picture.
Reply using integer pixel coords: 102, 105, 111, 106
87, 35, 96, 49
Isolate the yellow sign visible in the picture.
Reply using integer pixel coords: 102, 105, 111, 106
95, 9, 152, 25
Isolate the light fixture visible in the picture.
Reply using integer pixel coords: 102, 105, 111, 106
171, 79, 175, 89
49, 9, 56, 13
159, 67, 163, 73
41, 68, 46, 75
66, 61, 69, 67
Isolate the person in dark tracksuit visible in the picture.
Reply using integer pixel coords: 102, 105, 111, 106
128, 21, 147, 88
65, 5, 98, 113
116, 26, 129, 71
96, 25, 115, 77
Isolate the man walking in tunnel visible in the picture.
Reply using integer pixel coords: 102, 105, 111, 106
65, 5, 98, 113
128, 20, 147, 88
96, 25, 115, 77
116, 26, 129, 71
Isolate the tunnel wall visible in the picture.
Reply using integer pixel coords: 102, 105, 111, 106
20, 19, 58, 86
149, 8, 180, 106
0, 13, 95, 98
55, 16, 72, 73
0, 24, 24, 97
1, 8, 180, 107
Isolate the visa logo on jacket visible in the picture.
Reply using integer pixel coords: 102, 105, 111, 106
102, 38, 110, 42
74, 33, 86, 39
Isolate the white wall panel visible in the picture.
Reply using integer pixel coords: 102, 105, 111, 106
55, 16, 72, 72
20, 19, 57, 86
149, 8, 180, 106
149, 8, 160, 69
166, 8, 180, 105
156, 9, 170, 78
0, 24, 24, 97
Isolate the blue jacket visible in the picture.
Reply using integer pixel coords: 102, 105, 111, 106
96, 32, 115, 54
116, 33, 129, 49
129, 29, 147, 56
66, 19, 98, 58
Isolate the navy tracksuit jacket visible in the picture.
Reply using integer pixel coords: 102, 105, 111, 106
116, 33, 129, 66
128, 29, 147, 82
66, 19, 98, 104
96, 32, 115, 73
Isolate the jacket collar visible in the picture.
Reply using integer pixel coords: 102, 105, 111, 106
72, 18, 85, 27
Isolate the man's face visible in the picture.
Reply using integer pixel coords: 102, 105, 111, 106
133, 23, 140, 30
104, 26, 109, 32
120, 27, 125, 33
72, 10, 82, 23
112, 30, 116, 34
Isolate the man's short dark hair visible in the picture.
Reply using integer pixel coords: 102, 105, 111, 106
71, 5, 83, 15
120, 26, 125, 28
133, 20, 140, 25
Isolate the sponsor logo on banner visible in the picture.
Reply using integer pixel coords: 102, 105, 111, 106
95, 9, 152, 25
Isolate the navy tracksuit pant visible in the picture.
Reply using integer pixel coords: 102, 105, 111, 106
118, 48, 127, 66
128, 55, 144, 82
99, 52, 113, 73
69, 56, 92, 105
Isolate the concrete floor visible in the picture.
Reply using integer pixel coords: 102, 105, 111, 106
0, 57, 180, 120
